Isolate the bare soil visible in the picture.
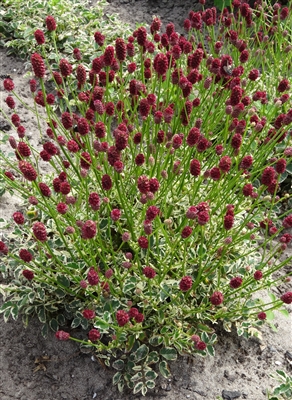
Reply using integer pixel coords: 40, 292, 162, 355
0, 1, 291, 399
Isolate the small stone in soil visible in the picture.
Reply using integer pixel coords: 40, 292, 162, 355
222, 390, 241, 400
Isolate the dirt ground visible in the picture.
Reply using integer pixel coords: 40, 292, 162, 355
0, 1, 291, 399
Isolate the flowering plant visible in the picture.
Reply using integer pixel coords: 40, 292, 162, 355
1, 1, 292, 396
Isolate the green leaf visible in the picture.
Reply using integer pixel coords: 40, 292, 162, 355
279, 171, 288, 183
133, 381, 143, 394
145, 370, 158, 380
71, 317, 81, 328
41, 323, 49, 338
149, 335, 163, 347
56, 313, 66, 326
37, 306, 46, 323
49, 318, 59, 332
113, 372, 122, 385
112, 359, 125, 371
3, 308, 10, 323
131, 372, 142, 382
57, 274, 70, 288
134, 344, 149, 362
278, 308, 289, 318
160, 347, 177, 361
286, 163, 292, 174
146, 380, 156, 389
93, 319, 109, 331
266, 310, 275, 321
127, 335, 136, 352
0, 301, 13, 312
146, 351, 159, 365
276, 370, 287, 379
159, 360, 171, 379
10, 305, 18, 320
206, 345, 215, 357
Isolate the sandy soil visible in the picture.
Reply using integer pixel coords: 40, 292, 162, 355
0, 1, 291, 399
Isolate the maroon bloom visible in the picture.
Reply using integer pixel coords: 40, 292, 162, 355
88, 329, 101, 342
146, 206, 160, 221
94, 31, 105, 46
87, 267, 99, 285
17, 142, 31, 158
88, 193, 100, 211
31, 53, 46, 78
32, 222, 47, 242
83, 309, 96, 320
258, 312, 266, 320
179, 276, 193, 292
219, 156, 232, 173
13, 212, 25, 225
196, 341, 207, 351
280, 292, 292, 304
34, 29, 45, 45
116, 310, 129, 327
210, 291, 224, 306
143, 266, 156, 279
275, 159, 286, 174
254, 270, 263, 280
283, 215, 292, 229
138, 236, 148, 249
81, 220, 97, 239
137, 175, 150, 194
149, 178, 160, 193
190, 159, 201, 176
19, 161, 37, 181
229, 276, 243, 289
19, 249, 33, 262
0, 241, 8, 255
22, 269, 34, 280
261, 167, 275, 186
181, 226, 192, 238
56, 202, 68, 214
39, 182, 51, 197
46, 15, 57, 31
3, 78, 14, 91
59, 58, 72, 77
101, 174, 112, 191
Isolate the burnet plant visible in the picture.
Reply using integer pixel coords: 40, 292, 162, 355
0, 1, 292, 395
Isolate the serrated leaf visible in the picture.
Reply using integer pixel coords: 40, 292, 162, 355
160, 347, 177, 361
134, 344, 149, 362
159, 360, 171, 378
112, 359, 125, 371
113, 372, 122, 385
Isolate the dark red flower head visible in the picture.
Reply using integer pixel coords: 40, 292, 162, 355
179, 276, 193, 291
137, 27, 147, 46
32, 222, 47, 242
19, 249, 33, 262
31, 53, 46, 78
143, 266, 156, 279
81, 220, 97, 239
103, 46, 115, 67
19, 161, 37, 181
94, 31, 105, 46
13, 212, 25, 225
229, 276, 243, 289
3, 78, 14, 91
22, 269, 34, 280
59, 58, 72, 77
116, 310, 129, 326
210, 291, 224, 305
34, 29, 45, 45
46, 15, 57, 31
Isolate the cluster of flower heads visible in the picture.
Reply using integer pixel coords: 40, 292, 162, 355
1, 4, 292, 348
